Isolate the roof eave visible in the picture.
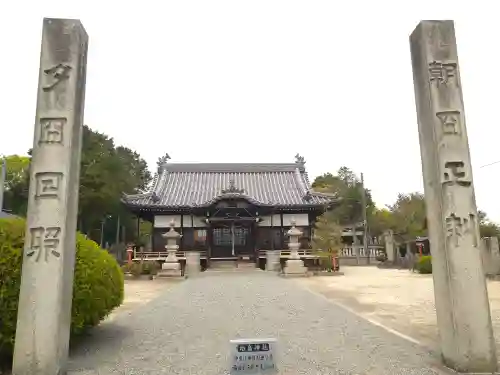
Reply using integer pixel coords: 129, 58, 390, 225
122, 202, 330, 211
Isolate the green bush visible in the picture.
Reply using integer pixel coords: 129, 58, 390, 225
141, 261, 159, 275
0, 217, 124, 359
416, 255, 432, 274
122, 261, 160, 277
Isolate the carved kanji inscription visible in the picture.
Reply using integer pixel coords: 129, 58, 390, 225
39, 117, 66, 144
428, 60, 457, 86
43, 64, 72, 92
26, 226, 61, 262
442, 161, 471, 187
445, 213, 478, 248
436, 110, 461, 135
34, 172, 63, 199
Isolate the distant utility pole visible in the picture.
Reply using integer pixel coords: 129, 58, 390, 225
0, 157, 6, 212
360, 173, 369, 264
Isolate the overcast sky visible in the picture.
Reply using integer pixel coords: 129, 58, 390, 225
1, 0, 499, 222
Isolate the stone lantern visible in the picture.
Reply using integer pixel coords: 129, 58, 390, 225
283, 217, 308, 276
157, 220, 184, 278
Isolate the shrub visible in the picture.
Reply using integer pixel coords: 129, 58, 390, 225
141, 261, 159, 275
416, 255, 432, 274
0, 218, 124, 359
122, 261, 160, 277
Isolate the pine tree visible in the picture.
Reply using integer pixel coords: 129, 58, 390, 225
311, 212, 343, 271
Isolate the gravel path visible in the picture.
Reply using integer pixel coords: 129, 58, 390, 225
67, 271, 452, 375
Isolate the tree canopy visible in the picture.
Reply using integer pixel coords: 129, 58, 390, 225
1, 155, 30, 215
312, 167, 500, 244
2, 125, 151, 245
312, 167, 375, 226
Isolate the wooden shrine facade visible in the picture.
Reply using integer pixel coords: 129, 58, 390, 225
122, 158, 335, 264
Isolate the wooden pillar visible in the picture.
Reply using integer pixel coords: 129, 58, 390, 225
136, 215, 140, 244
280, 212, 284, 250
206, 219, 212, 267
180, 212, 184, 251
151, 216, 156, 251
270, 209, 274, 251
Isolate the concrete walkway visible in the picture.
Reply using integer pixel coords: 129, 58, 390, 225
67, 272, 453, 375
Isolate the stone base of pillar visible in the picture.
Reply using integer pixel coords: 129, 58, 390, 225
157, 261, 184, 278
266, 251, 280, 271
185, 251, 201, 277
282, 259, 308, 277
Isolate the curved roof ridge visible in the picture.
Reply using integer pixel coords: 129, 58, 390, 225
294, 167, 309, 196
164, 163, 301, 173
198, 192, 266, 207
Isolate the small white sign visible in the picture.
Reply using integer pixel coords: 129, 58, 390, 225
229, 338, 278, 374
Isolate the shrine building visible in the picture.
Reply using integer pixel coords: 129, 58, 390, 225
122, 156, 336, 268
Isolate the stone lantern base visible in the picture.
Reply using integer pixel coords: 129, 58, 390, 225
157, 261, 184, 279
282, 258, 308, 277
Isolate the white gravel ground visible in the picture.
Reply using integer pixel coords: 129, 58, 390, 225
67, 272, 454, 375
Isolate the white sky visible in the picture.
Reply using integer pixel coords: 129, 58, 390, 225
1, 0, 499, 222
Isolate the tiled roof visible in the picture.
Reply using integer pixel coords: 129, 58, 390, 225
123, 162, 335, 209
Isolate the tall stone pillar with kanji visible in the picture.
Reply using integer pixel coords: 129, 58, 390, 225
12, 18, 88, 375
410, 20, 497, 373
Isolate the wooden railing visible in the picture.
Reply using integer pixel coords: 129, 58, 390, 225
133, 246, 383, 261
339, 246, 383, 257
258, 249, 318, 258
133, 250, 207, 260
259, 246, 384, 258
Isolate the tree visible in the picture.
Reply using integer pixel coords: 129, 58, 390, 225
478, 210, 500, 238
1, 155, 30, 214
311, 212, 343, 270
77, 125, 151, 242
3, 126, 152, 245
369, 194, 500, 243
312, 167, 375, 226
386, 192, 427, 242
368, 208, 396, 238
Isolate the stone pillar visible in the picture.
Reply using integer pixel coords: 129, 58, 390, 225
283, 218, 307, 276
185, 251, 201, 277
405, 242, 412, 269
353, 228, 361, 265
481, 237, 500, 276
410, 20, 497, 372
12, 18, 88, 375
490, 237, 500, 275
157, 220, 184, 278
266, 250, 280, 271
384, 230, 395, 263
480, 238, 491, 275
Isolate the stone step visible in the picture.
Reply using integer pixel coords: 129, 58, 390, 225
210, 260, 238, 269
237, 262, 256, 269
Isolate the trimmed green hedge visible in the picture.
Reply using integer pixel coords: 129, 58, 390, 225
416, 255, 432, 274
0, 217, 124, 359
